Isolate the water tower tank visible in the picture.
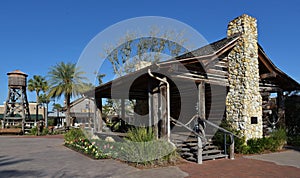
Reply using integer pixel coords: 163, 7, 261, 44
3, 69, 30, 133
7, 70, 28, 88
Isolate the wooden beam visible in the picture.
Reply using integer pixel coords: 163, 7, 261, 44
259, 86, 282, 92
260, 72, 277, 79
172, 75, 228, 86
258, 51, 275, 74
207, 68, 228, 76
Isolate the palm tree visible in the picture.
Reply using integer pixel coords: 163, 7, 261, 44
28, 75, 48, 124
39, 93, 51, 127
97, 73, 106, 85
52, 103, 62, 127
47, 62, 87, 127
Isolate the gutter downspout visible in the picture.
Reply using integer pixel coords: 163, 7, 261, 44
148, 69, 171, 142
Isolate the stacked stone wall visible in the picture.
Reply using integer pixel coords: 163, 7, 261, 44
226, 14, 263, 140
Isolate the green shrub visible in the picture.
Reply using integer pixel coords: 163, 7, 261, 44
120, 126, 177, 165
47, 119, 55, 126
53, 130, 65, 135
246, 138, 265, 154
270, 128, 287, 149
212, 119, 248, 154
119, 139, 176, 165
288, 135, 300, 147
42, 128, 49, 136
64, 128, 86, 142
30, 127, 38, 136
213, 120, 287, 154
240, 128, 287, 154
126, 127, 154, 142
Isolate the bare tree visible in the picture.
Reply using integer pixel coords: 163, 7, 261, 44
104, 27, 187, 76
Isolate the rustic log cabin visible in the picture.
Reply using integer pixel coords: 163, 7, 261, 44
85, 14, 300, 163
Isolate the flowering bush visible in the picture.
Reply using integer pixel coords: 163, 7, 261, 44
64, 128, 178, 166
94, 141, 121, 158
64, 129, 118, 159
65, 138, 107, 159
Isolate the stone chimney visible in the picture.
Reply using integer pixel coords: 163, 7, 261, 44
226, 14, 263, 140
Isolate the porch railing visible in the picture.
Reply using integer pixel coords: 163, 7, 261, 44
199, 117, 239, 160
171, 116, 239, 164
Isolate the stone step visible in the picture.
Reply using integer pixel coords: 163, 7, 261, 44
203, 145, 219, 150
172, 132, 193, 136
174, 143, 186, 147
174, 140, 214, 147
202, 154, 228, 161
186, 157, 197, 162
202, 149, 222, 155
180, 147, 190, 152
185, 142, 198, 147
181, 152, 194, 158
172, 132, 228, 162
190, 145, 218, 151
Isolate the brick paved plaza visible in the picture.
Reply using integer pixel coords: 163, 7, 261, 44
1, 136, 300, 178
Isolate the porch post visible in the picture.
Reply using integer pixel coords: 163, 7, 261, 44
95, 97, 103, 133
197, 82, 205, 164
197, 136, 203, 164
198, 82, 206, 137
93, 98, 98, 132
153, 90, 159, 139
160, 80, 167, 138
277, 91, 285, 127
148, 82, 153, 128
198, 82, 206, 120
121, 98, 125, 128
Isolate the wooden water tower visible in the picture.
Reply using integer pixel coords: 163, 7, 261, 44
3, 70, 31, 132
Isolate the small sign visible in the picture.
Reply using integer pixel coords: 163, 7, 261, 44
251, 117, 258, 124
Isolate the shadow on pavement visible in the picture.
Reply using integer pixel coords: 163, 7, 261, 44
0, 156, 33, 167
284, 145, 300, 152
0, 170, 43, 177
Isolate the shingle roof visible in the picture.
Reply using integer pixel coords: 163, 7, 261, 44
174, 34, 239, 60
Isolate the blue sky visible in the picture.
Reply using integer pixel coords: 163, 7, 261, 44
1, 0, 299, 105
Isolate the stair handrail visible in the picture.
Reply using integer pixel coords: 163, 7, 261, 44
170, 117, 205, 164
170, 117, 206, 142
197, 116, 238, 160
197, 117, 240, 139
183, 115, 198, 126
